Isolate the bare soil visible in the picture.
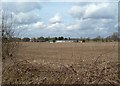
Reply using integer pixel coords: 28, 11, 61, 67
2, 42, 120, 85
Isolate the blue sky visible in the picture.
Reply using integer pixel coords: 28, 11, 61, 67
40, 2, 74, 24
1, 1, 118, 38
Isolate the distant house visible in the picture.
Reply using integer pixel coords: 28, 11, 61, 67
55, 40, 65, 43
48, 40, 53, 43
31, 39, 84, 43
79, 41, 83, 43
55, 40, 74, 43
49, 40, 85, 43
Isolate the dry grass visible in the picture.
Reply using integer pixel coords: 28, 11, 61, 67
2, 42, 120, 85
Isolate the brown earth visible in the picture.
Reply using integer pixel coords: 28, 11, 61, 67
2, 42, 120, 85
18, 42, 118, 64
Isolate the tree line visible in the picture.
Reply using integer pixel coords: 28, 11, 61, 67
3, 32, 119, 42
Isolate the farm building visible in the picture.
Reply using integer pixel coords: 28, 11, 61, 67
48, 40, 85, 43
56, 40, 72, 43
55, 40, 74, 43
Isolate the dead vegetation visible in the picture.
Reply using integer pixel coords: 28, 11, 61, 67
2, 42, 120, 85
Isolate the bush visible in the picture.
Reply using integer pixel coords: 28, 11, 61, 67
53, 40, 56, 43
22, 38, 30, 42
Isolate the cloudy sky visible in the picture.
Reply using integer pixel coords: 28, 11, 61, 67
1, 1, 118, 38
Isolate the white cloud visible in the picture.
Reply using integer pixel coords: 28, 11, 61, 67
83, 4, 101, 18
84, 3, 116, 19
66, 20, 81, 30
2, 2, 42, 26
65, 17, 116, 35
2, 2, 41, 13
66, 2, 118, 37
69, 3, 117, 19
49, 13, 62, 24
69, 6, 85, 19
47, 23, 65, 30
2, 2, 117, 38
13, 9, 41, 24
14, 22, 46, 35
33, 22, 46, 29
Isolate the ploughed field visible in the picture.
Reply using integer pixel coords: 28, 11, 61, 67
18, 42, 118, 64
3, 42, 119, 84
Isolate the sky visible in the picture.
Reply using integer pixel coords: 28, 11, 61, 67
1, 1, 118, 38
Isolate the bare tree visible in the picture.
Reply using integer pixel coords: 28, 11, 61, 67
2, 11, 19, 60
